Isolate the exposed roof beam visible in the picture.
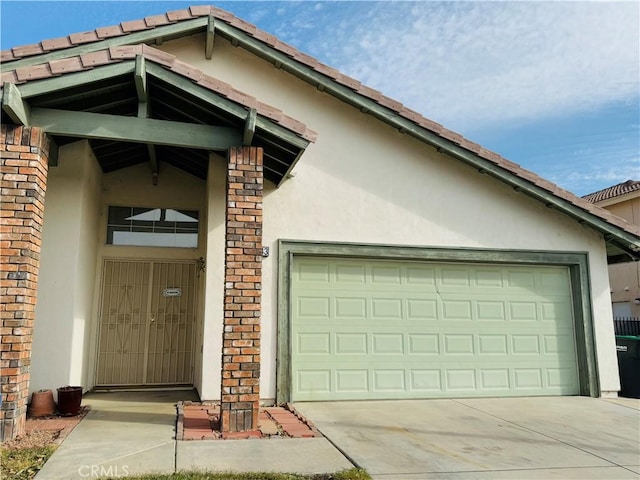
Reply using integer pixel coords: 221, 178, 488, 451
2, 82, 30, 125
30, 107, 242, 150
134, 55, 147, 102
243, 108, 256, 146
205, 15, 215, 60
134, 54, 157, 183
146, 63, 310, 150
19, 62, 134, 99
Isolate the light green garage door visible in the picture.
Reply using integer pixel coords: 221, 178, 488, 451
291, 257, 580, 401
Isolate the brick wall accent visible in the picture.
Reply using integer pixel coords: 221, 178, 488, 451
0, 125, 50, 441
220, 146, 263, 433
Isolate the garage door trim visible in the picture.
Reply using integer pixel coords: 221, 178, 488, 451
276, 240, 598, 403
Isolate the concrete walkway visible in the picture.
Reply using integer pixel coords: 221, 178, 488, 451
35, 391, 352, 479
295, 397, 640, 479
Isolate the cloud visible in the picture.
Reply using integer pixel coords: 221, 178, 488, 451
296, 2, 639, 134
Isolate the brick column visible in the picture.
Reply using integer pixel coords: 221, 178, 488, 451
0, 125, 50, 441
220, 146, 263, 434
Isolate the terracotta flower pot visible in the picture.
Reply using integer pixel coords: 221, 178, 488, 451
57, 386, 83, 416
28, 389, 56, 417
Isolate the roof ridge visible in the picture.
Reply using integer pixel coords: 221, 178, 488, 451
1, 4, 639, 241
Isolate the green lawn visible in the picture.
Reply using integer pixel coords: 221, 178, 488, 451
1, 444, 57, 480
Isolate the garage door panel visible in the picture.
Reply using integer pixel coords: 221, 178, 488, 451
291, 257, 579, 401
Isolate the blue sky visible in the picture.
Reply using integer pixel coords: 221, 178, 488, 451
2, 1, 638, 196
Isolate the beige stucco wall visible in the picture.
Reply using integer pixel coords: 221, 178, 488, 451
32, 141, 102, 396
599, 195, 640, 317
160, 35, 619, 400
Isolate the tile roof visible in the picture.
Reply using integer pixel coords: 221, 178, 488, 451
1, 4, 640, 242
2, 42, 316, 143
583, 180, 640, 204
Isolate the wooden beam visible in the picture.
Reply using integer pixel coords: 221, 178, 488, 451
18, 63, 134, 99
146, 63, 310, 150
29, 108, 242, 151
2, 82, 30, 125
243, 108, 256, 146
134, 55, 147, 102
48, 137, 59, 167
205, 15, 215, 60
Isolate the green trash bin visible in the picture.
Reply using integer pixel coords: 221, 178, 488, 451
616, 336, 640, 398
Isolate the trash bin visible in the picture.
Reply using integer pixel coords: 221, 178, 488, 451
616, 336, 640, 398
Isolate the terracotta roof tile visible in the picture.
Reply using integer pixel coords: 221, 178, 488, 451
256, 101, 284, 123
172, 59, 203, 82
377, 95, 404, 112
144, 15, 171, 28
274, 41, 297, 58
141, 45, 175, 67
0, 50, 16, 62
166, 9, 194, 22
252, 29, 278, 48
108, 45, 142, 60
80, 50, 114, 68
210, 6, 235, 21
49, 56, 85, 75
1, 71, 18, 84
41, 37, 73, 51
228, 17, 257, 36
121, 19, 149, 33
226, 89, 257, 110
12, 43, 44, 58
69, 31, 100, 45
197, 75, 231, 97
583, 180, 640, 203
189, 5, 212, 17
313, 62, 341, 80
457, 138, 483, 155
15, 64, 52, 82
96, 25, 125, 39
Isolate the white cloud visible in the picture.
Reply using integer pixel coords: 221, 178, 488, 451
300, 2, 639, 134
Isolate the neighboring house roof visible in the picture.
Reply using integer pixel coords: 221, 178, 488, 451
1, 5, 639, 262
583, 180, 640, 204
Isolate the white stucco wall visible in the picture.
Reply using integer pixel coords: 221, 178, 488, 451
32, 141, 102, 396
160, 35, 619, 400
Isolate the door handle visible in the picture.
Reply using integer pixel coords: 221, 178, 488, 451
150, 313, 155, 323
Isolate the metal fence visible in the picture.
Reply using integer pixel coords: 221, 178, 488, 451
614, 317, 640, 336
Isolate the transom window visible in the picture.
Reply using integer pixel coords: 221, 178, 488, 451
107, 206, 199, 248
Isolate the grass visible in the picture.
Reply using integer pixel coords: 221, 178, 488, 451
100, 469, 371, 480
0, 444, 57, 480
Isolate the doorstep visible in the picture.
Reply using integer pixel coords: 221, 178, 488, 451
177, 402, 322, 440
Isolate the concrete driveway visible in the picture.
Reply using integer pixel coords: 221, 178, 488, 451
295, 397, 640, 479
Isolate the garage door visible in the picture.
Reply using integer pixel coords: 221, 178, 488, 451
290, 257, 580, 401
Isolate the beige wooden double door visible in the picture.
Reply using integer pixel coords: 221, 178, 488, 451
96, 260, 197, 386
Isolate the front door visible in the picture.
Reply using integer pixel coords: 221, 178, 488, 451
96, 260, 197, 386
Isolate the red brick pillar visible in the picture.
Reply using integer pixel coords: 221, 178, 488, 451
0, 125, 50, 441
220, 146, 263, 434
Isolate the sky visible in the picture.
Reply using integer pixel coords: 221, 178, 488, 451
1, 1, 638, 196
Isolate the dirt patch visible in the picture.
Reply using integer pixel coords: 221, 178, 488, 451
3, 429, 60, 450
